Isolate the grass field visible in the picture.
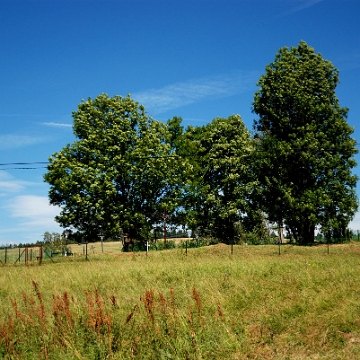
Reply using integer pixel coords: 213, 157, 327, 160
1, 243, 360, 359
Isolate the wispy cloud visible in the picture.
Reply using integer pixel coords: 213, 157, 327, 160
6, 195, 61, 227
0, 172, 43, 196
0, 173, 25, 194
332, 53, 360, 71
0, 200, 62, 244
0, 175, 62, 244
0, 134, 52, 150
133, 71, 258, 114
42, 122, 72, 128
281, 0, 324, 16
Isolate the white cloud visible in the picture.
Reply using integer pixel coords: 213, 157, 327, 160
6, 195, 61, 228
281, 0, 324, 15
349, 213, 360, 232
133, 71, 258, 114
0, 172, 42, 196
0, 172, 25, 193
0, 177, 63, 244
42, 122, 72, 128
0, 134, 51, 149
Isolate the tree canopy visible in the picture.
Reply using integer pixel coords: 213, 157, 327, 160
252, 41, 358, 244
44, 41, 358, 248
44, 94, 186, 247
180, 115, 255, 243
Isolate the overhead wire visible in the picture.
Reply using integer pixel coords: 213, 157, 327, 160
0, 162, 49, 170
0, 144, 359, 170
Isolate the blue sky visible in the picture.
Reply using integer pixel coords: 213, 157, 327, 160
0, 0, 359, 245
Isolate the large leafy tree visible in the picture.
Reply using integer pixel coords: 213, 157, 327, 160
44, 94, 185, 247
252, 41, 358, 244
182, 115, 254, 243
164, 116, 194, 230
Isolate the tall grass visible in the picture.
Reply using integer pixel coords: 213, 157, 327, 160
1, 243, 360, 358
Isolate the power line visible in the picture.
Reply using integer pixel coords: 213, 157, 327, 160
0, 155, 196, 169
0, 143, 359, 170
0, 162, 49, 170
0, 162, 49, 166
0, 167, 47, 170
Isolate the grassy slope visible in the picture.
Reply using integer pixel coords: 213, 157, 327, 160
1, 243, 360, 359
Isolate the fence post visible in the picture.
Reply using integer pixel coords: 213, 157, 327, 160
278, 240, 281, 255
39, 246, 43, 265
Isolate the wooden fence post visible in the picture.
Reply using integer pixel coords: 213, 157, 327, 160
39, 246, 43, 265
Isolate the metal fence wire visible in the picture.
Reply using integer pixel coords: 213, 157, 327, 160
1, 232, 360, 265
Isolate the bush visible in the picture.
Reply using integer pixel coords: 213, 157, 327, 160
242, 233, 272, 245
152, 240, 176, 250
178, 237, 220, 248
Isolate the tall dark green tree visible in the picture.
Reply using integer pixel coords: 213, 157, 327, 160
252, 41, 358, 244
44, 94, 185, 248
183, 115, 254, 243
164, 116, 194, 230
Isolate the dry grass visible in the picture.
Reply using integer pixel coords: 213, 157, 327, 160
1, 243, 360, 358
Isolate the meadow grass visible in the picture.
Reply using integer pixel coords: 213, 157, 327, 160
1, 243, 360, 359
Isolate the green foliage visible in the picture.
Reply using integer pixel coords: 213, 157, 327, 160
43, 231, 72, 256
179, 237, 220, 248
44, 94, 187, 247
241, 232, 273, 245
181, 115, 255, 243
150, 239, 176, 251
43, 43, 358, 248
252, 41, 358, 244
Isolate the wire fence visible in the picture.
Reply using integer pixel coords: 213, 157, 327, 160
0, 246, 43, 265
0, 244, 94, 265
1, 232, 360, 265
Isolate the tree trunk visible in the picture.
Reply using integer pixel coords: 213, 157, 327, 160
297, 222, 315, 245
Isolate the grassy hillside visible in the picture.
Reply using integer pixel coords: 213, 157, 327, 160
1, 243, 360, 359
